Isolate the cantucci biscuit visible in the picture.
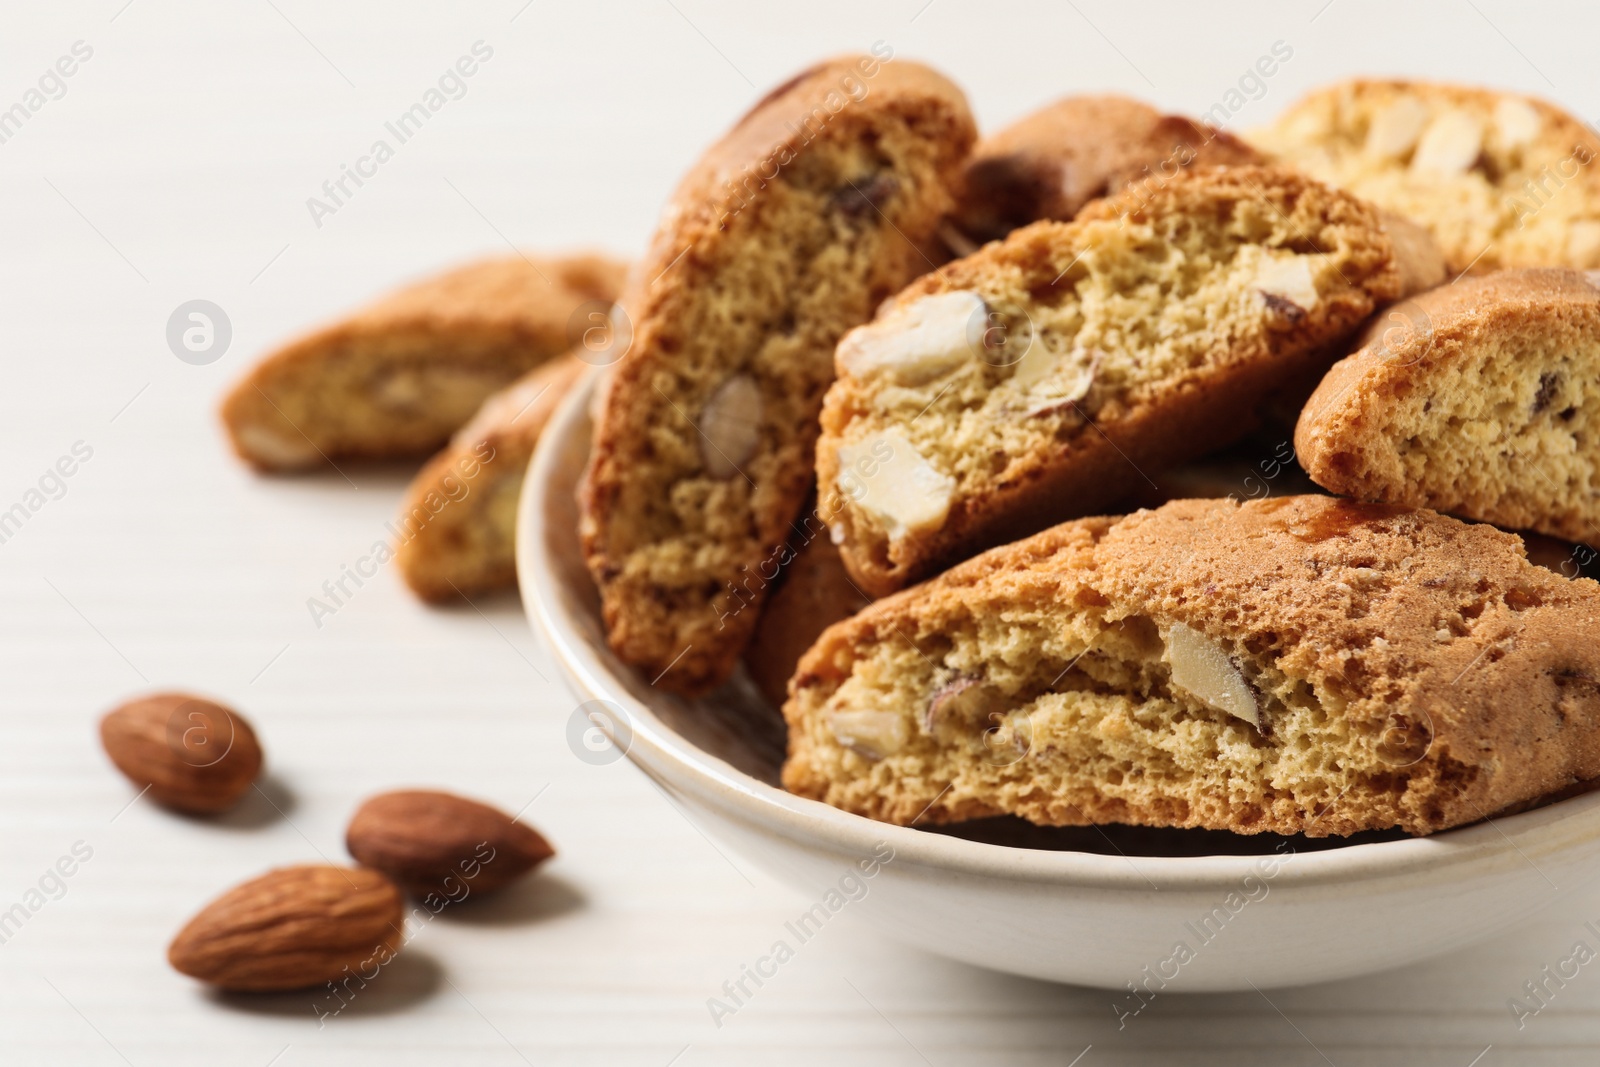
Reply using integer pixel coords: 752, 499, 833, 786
1251, 79, 1600, 274
223, 255, 623, 470
580, 55, 976, 693
819, 166, 1442, 596
951, 94, 1263, 246
396, 354, 587, 601
1296, 268, 1600, 544
783, 495, 1600, 837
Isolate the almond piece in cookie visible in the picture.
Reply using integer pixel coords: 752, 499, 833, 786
222, 254, 625, 470
580, 55, 976, 694
396, 354, 586, 601
783, 495, 1600, 837
820, 166, 1443, 596
1250, 79, 1600, 274
1297, 268, 1600, 544
951, 94, 1265, 246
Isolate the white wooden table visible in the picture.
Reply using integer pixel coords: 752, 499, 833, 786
3, 1, 1599, 1062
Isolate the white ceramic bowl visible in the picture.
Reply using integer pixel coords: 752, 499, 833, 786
518, 371, 1600, 991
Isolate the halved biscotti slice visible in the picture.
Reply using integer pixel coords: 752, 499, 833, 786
580, 55, 976, 694
1250, 79, 1600, 275
819, 165, 1441, 596
951, 94, 1265, 246
395, 353, 586, 601
222, 255, 624, 470
1296, 268, 1600, 544
783, 495, 1600, 837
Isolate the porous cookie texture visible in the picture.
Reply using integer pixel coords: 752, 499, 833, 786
1250, 79, 1600, 275
782, 495, 1600, 837
1297, 268, 1600, 544
222, 255, 625, 470
819, 166, 1438, 597
951, 94, 1264, 246
396, 353, 587, 601
580, 54, 976, 694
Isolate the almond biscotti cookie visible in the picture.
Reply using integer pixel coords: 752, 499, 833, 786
222, 255, 624, 470
951, 94, 1264, 246
819, 166, 1441, 596
580, 55, 976, 693
1251, 79, 1600, 275
396, 353, 586, 601
1296, 268, 1600, 544
783, 495, 1600, 837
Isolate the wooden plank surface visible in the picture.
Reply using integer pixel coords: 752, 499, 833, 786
2, 1, 1598, 1062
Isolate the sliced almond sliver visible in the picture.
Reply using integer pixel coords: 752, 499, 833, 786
1166, 623, 1261, 728
1492, 98, 1543, 150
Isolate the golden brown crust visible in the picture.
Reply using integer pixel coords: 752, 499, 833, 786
396, 354, 587, 601
221, 255, 624, 471
1251, 78, 1600, 274
820, 166, 1422, 597
1296, 268, 1600, 543
783, 495, 1600, 837
952, 94, 1265, 243
743, 528, 874, 707
579, 55, 976, 693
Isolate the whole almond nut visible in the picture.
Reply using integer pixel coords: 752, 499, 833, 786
100, 693, 263, 814
698, 374, 762, 479
345, 790, 555, 898
168, 865, 404, 992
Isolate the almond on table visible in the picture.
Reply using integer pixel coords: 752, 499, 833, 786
167, 865, 404, 992
99, 693, 262, 815
345, 789, 554, 898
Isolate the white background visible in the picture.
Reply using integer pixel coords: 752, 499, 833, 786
2, 1, 1599, 1063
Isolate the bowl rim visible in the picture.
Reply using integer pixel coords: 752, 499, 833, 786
518, 369, 1600, 893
